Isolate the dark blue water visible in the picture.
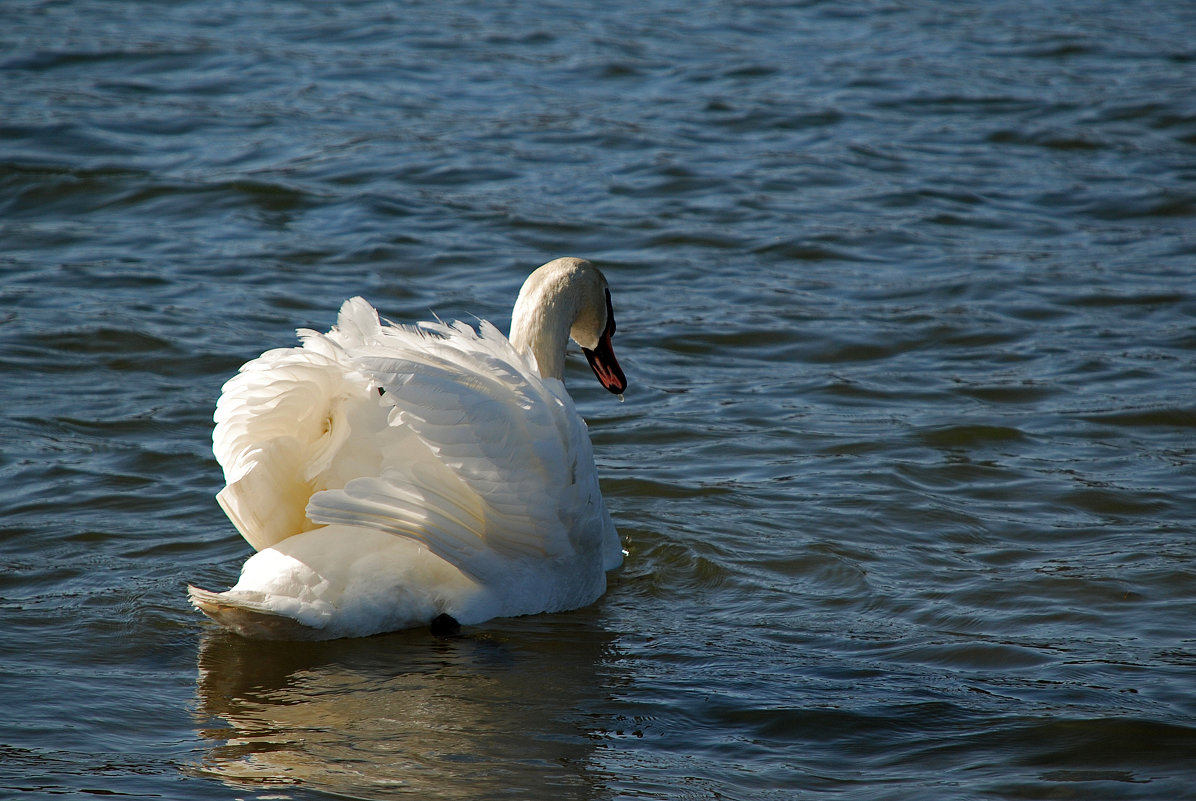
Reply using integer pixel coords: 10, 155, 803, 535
3, 1, 1196, 798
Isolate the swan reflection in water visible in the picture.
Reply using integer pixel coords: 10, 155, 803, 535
192, 613, 621, 800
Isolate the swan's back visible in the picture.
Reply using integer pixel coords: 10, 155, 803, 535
209, 297, 621, 633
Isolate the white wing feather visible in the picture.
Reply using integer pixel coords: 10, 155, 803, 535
306, 300, 600, 581
212, 346, 366, 551
213, 297, 615, 587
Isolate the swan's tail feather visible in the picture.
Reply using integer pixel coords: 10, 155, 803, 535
188, 585, 328, 641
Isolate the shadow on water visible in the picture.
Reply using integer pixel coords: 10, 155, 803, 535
191, 614, 620, 800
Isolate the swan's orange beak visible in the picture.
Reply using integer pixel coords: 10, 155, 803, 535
583, 289, 627, 395
584, 330, 626, 394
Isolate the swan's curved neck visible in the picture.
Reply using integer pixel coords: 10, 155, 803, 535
508, 258, 606, 382
509, 271, 580, 381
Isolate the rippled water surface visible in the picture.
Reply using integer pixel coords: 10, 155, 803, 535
3, 1, 1196, 798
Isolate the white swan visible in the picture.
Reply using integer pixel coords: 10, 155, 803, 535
189, 258, 627, 640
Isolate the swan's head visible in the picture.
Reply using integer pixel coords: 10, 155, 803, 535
510, 258, 628, 395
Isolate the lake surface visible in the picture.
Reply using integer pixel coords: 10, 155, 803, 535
3, 0, 1196, 798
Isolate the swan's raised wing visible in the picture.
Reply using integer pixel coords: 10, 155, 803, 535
304, 299, 606, 584
213, 341, 370, 552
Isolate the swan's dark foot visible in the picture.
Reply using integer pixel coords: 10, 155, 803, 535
430, 613, 460, 637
